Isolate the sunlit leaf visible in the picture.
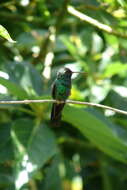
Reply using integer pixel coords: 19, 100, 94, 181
12, 119, 58, 169
0, 25, 16, 43
11, 119, 58, 189
0, 77, 28, 99
4, 62, 43, 96
103, 62, 127, 77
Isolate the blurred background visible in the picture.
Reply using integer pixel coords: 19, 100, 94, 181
1, 0, 127, 190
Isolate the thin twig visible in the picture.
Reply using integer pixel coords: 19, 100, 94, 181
67, 6, 127, 38
0, 99, 127, 116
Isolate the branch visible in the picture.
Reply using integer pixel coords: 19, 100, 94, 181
0, 99, 127, 116
0, 11, 43, 24
67, 6, 127, 38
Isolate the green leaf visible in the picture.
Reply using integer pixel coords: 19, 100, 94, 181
25, 62, 43, 96
0, 140, 14, 163
28, 124, 58, 167
12, 119, 58, 168
11, 119, 58, 189
60, 35, 83, 61
12, 119, 34, 148
0, 25, 16, 43
0, 123, 14, 163
42, 156, 62, 190
0, 173, 13, 186
100, 158, 113, 190
0, 123, 10, 148
0, 77, 28, 99
5, 62, 43, 96
63, 106, 127, 163
108, 89, 127, 111
103, 62, 127, 77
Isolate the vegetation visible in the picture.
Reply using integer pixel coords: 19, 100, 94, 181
1, 0, 127, 189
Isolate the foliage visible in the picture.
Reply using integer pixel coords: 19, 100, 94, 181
0, 0, 127, 190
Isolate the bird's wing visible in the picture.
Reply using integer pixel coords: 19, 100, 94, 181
52, 82, 56, 99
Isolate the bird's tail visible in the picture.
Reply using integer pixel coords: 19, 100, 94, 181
50, 103, 65, 126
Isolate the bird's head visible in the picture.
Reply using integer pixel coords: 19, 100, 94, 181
57, 67, 72, 79
57, 67, 87, 80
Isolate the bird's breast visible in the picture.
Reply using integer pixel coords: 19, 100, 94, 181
56, 80, 71, 100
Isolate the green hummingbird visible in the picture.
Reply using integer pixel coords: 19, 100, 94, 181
51, 67, 85, 125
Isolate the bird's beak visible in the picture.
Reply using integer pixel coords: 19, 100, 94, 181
72, 71, 87, 74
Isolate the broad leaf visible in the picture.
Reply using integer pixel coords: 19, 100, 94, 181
0, 123, 14, 163
11, 119, 58, 189
4, 62, 43, 96
63, 106, 127, 163
12, 119, 58, 169
0, 77, 28, 99
42, 156, 62, 190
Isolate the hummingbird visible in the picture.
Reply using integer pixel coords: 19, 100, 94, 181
51, 67, 85, 126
